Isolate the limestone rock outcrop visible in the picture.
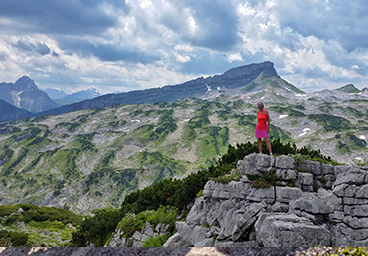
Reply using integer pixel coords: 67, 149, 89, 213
164, 153, 368, 247
109, 222, 171, 247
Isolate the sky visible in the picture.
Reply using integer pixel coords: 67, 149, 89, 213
0, 0, 367, 94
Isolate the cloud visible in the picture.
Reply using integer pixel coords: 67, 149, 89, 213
58, 39, 160, 63
13, 41, 51, 55
0, 0, 130, 35
227, 53, 243, 62
275, 0, 368, 52
0, 0, 368, 94
158, 0, 240, 51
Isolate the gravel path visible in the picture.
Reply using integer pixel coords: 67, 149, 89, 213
0, 247, 339, 256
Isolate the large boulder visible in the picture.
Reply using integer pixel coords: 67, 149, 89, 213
255, 213, 331, 247
290, 188, 342, 214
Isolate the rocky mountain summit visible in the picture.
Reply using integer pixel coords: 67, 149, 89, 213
336, 84, 362, 94
0, 76, 58, 113
161, 153, 368, 247
38, 61, 280, 116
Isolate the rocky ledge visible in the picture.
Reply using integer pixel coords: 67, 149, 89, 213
164, 153, 368, 247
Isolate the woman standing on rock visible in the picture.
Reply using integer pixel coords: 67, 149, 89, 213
255, 102, 273, 155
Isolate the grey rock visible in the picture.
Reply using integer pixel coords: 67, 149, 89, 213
140, 233, 150, 244
329, 211, 345, 222
159, 157, 368, 247
269, 202, 289, 213
109, 229, 125, 247
343, 197, 355, 205
354, 198, 368, 205
298, 172, 314, 186
343, 216, 368, 229
186, 197, 207, 225
132, 231, 141, 241
246, 187, 275, 203
345, 185, 357, 197
322, 163, 335, 175
175, 221, 193, 245
324, 174, 336, 181
334, 166, 350, 176
299, 160, 322, 176
333, 184, 348, 197
344, 205, 368, 217
191, 226, 210, 246
237, 160, 245, 175
143, 222, 154, 237
194, 238, 214, 247
214, 240, 258, 247
255, 213, 331, 247
275, 155, 295, 169
276, 186, 303, 203
217, 208, 239, 240
243, 153, 272, 176
163, 233, 188, 247
356, 184, 368, 199
132, 240, 142, 247
233, 202, 266, 241
285, 169, 297, 180
154, 223, 162, 233
334, 167, 366, 186
290, 189, 341, 214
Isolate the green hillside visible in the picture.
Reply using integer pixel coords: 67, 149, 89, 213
0, 78, 367, 214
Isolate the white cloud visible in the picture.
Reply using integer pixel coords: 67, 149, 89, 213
238, 3, 256, 16
227, 53, 243, 62
140, 0, 153, 9
174, 52, 191, 63
174, 44, 194, 52
1, 0, 368, 94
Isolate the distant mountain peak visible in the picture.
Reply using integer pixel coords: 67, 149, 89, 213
336, 84, 361, 93
15, 76, 38, 90
223, 61, 279, 81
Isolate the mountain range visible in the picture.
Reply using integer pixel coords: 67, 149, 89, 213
44, 87, 101, 105
36, 61, 282, 116
0, 61, 367, 213
0, 76, 58, 113
1, 61, 367, 121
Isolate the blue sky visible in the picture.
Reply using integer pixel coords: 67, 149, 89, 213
0, 0, 367, 94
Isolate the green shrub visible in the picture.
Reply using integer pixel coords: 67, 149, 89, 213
249, 169, 281, 188
10, 231, 28, 246
211, 170, 241, 184
143, 235, 169, 247
331, 247, 368, 256
1, 204, 82, 227
149, 206, 177, 232
0, 205, 19, 217
196, 190, 203, 198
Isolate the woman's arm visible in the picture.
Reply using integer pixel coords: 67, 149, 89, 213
266, 111, 270, 133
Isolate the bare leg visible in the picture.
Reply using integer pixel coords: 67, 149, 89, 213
264, 138, 272, 154
258, 138, 262, 153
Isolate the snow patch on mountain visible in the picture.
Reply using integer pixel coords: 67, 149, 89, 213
298, 128, 311, 137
